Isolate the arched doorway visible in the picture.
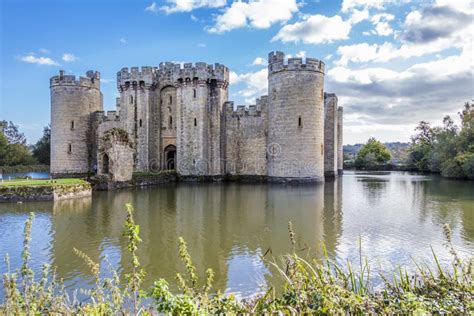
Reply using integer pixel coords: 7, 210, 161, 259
102, 153, 109, 174
164, 145, 176, 170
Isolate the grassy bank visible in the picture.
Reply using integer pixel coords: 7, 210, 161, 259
0, 164, 49, 174
0, 178, 87, 187
1, 205, 472, 314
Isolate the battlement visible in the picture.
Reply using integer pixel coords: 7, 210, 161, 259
268, 51, 325, 75
225, 96, 268, 118
157, 62, 229, 84
117, 66, 156, 89
50, 70, 100, 89
94, 110, 120, 122
324, 92, 338, 101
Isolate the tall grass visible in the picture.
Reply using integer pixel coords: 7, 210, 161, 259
1, 205, 472, 314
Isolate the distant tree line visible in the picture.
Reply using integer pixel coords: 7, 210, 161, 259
407, 102, 474, 179
0, 121, 50, 171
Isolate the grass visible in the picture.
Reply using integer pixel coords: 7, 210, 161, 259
1, 204, 472, 315
0, 178, 87, 187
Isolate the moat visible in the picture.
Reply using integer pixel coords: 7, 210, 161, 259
1, 171, 472, 298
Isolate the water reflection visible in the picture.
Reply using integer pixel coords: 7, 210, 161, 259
0, 172, 473, 298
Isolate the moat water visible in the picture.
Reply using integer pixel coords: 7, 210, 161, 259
0, 171, 473, 298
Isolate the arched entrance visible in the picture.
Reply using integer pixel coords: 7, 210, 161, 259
164, 145, 176, 170
102, 153, 109, 174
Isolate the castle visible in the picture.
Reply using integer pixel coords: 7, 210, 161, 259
50, 51, 343, 182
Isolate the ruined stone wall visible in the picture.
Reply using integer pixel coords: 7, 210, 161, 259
324, 93, 338, 177
50, 70, 102, 175
224, 96, 268, 176
267, 51, 326, 182
337, 106, 344, 174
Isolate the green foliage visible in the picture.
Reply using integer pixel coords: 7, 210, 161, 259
0, 122, 37, 167
408, 102, 474, 179
32, 125, 50, 165
355, 137, 391, 169
1, 204, 473, 315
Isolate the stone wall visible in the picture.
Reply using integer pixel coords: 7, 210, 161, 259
337, 106, 344, 174
0, 183, 92, 203
267, 51, 326, 182
224, 97, 268, 176
98, 128, 134, 182
324, 93, 338, 177
50, 70, 102, 176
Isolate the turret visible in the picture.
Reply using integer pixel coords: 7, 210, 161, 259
267, 51, 326, 182
50, 70, 103, 176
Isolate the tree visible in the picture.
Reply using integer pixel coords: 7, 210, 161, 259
33, 125, 50, 164
408, 102, 474, 179
355, 137, 391, 169
4, 121, 26, 145
0, 133, 8, 165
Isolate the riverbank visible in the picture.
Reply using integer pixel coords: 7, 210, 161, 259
0, 178, 91, 202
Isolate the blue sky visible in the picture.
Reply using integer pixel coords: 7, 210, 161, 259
1, 0, 472, 144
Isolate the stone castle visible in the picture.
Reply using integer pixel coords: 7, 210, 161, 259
50, 51, 343, 182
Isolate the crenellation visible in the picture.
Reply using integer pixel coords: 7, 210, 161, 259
51, 51, 342, 182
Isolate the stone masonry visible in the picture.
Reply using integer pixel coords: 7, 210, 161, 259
50, 51, 343, 182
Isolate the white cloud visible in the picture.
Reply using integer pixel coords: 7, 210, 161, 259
120, 38, 127, 44
207, 0, 298, 33
198, 42, 206, 47
335, 2, 473, 66
62, 53, 78, 62
295, 50, 306, 58
191, 14, 199, 21
145, 2, 158, 12
272, 14, 352, 44
341, 0, 394, 13
19, 54, 59, 66
326, 48, 473, 128
230, 68, 268, 103
371, 13, 394, 36
161, 0, 226, 14
251, 57, 266, 65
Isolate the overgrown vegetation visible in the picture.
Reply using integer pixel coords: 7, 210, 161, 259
408, 102, 474, 179
0, 178, 87, 187
1, 205, 473, 314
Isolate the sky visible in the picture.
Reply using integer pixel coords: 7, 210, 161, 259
0, 0, 473, 145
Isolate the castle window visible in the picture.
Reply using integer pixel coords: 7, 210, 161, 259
139, 119, 142, 127
68, 144, 72, 154
169, 116, 173, 128
70, 120, 75, 130
321, 144, 324, 155
194, 118, 197, 127
130, 95, 133, 104
169, 95, 172, 104
193, 89, 196, 98
298, 116, 302, 128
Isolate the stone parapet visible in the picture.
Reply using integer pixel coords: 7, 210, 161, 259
268, 51, 325, 75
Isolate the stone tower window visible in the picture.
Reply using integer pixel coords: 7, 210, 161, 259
139, 119, 142, 127
169, 116, 173, 128
321, 144, 324, 155
68, 143, 72, 154
194, 118, 197, 127
169, 95, 172, 105
298, 116, 302, 128
193, 89, 196, 98
130, 95, 133, 104
70, 120, 74, 130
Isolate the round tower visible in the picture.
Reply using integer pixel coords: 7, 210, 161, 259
50, 70, 102, 176
267, 51, 326, 182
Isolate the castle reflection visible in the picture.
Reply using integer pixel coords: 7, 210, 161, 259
1, 172, 472, 298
